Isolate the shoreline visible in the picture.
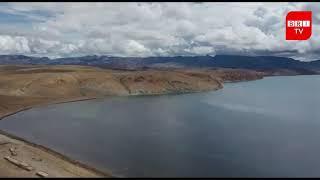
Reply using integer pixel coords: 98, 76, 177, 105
0, 77, 252, 177
0, 89, 232, 177
0, 75, 269, 177
0, 91, 222, 177
0, 73, 312, 177
0, 96, 99, 121
0, 129, 112, 177
0, 65, 276, 177
0, 96, 115, 177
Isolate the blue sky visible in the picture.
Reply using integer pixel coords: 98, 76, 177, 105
0, 2, 319, 60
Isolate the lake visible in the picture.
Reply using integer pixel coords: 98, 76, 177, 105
1, 75, 320, 177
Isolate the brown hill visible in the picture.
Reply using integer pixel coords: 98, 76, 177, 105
0, 65, 265, 118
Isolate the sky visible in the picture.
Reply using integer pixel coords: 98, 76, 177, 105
0, 2, 319, 61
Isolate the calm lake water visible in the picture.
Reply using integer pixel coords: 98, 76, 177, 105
1, 75, 320, 177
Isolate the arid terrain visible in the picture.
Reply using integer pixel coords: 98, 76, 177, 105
0, 65, 265, 177
0, 65, 266, 119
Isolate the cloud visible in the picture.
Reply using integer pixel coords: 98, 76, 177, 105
0, 2, 319, 60
185, 46, 215, 55
0, 35, 30, 54
125, 40, 152, 57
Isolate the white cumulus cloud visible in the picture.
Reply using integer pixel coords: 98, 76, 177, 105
0, 2, 318, 60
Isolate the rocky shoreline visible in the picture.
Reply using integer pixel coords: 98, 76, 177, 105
0, 129, 111, 177
0, 65, 266, 177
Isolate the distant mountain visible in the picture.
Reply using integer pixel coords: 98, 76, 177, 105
0, 55, 51, 65
0, 54, 319, 73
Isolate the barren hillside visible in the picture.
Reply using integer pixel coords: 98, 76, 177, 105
0, 65, 265, 118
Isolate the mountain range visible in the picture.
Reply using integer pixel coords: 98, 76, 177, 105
0, 54, 319, 74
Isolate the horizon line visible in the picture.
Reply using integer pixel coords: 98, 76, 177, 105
0, 54, 315, 62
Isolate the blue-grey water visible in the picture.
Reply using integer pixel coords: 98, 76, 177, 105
1, 75, 320, 177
